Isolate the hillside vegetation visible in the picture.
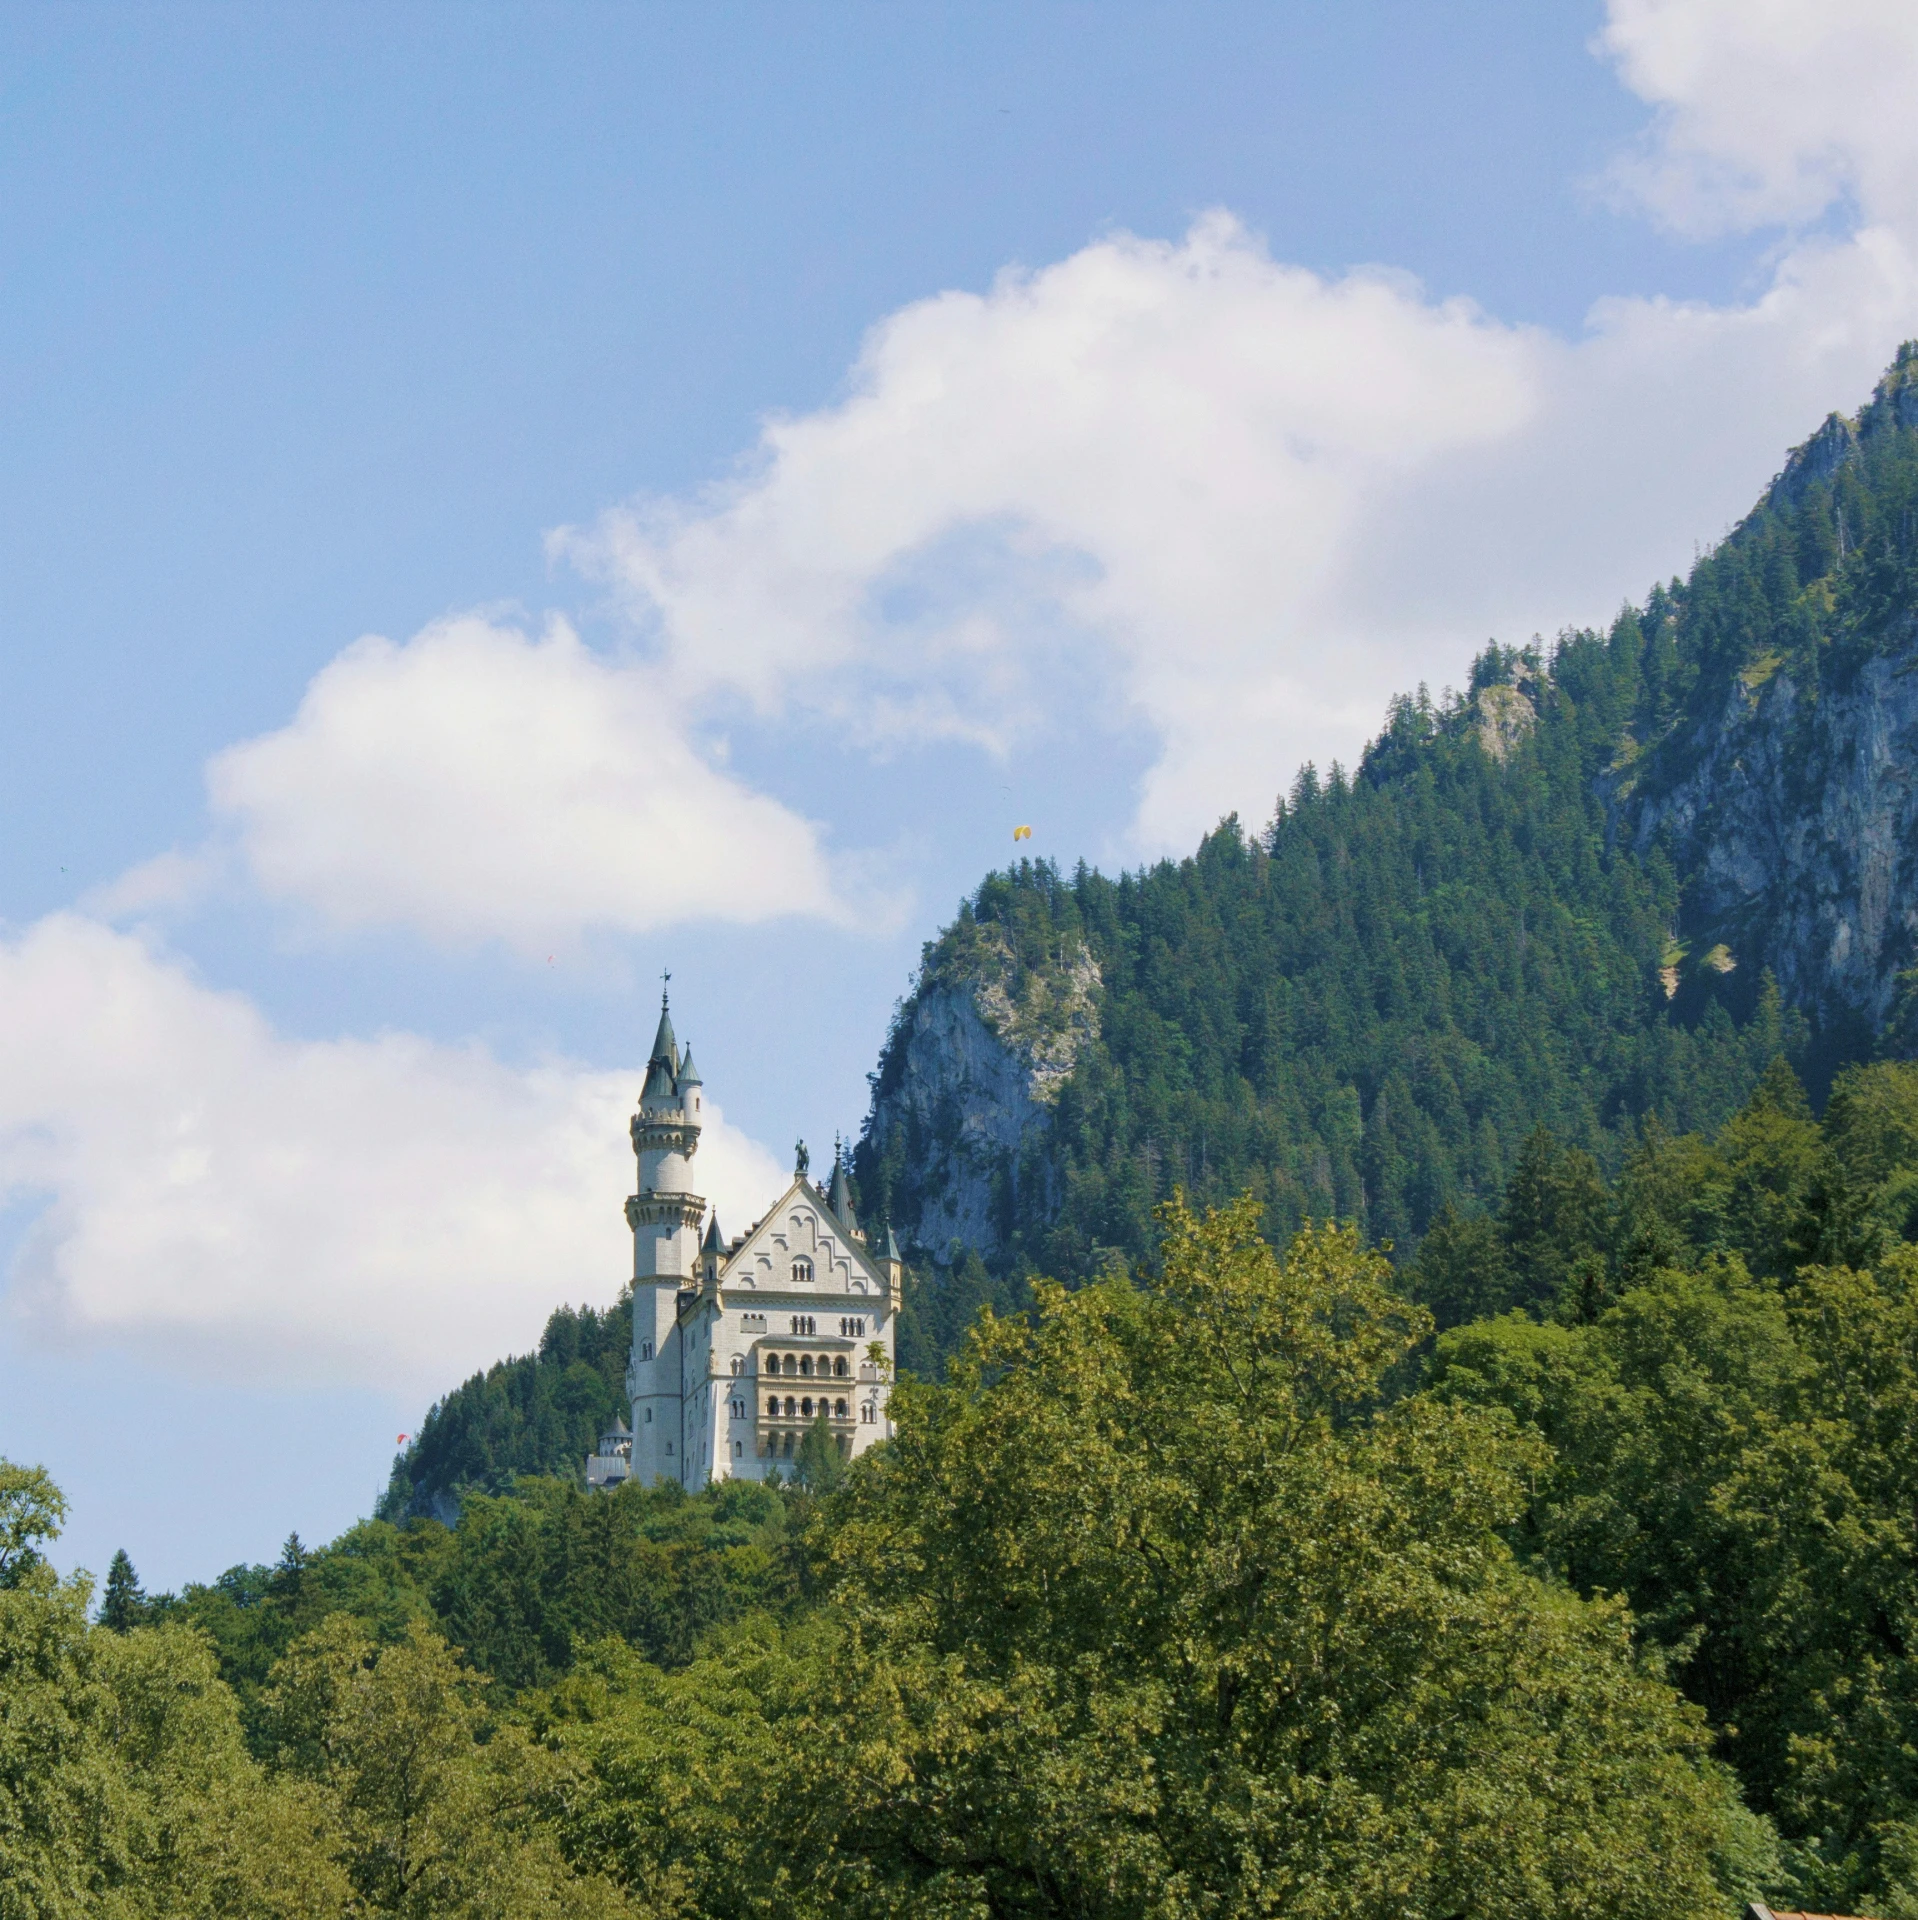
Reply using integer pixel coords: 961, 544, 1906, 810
859, 344, 1918, 1354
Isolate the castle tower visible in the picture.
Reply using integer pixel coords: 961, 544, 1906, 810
614, 982, 901, 1492
625, 989, 705, 1482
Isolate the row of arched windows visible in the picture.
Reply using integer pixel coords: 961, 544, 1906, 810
765, 1395, 849, 1420
763, 1352, 848, 1378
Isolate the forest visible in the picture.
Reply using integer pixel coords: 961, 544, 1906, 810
16, 1054, 1918, 1914
380, 347, 1918, 1509
13, 356, 1918, 1914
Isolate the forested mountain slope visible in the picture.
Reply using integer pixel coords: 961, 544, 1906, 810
389, 344, 1918, 1501
856, 345, 1918, 1336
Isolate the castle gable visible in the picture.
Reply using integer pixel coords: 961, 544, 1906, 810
720, 1176, 887, 1298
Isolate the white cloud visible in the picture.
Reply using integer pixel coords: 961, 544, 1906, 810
0, 914, 787, 1395
206, 614, 857, 952
1599, 0, 1918, 235
560, 199, 1918, 853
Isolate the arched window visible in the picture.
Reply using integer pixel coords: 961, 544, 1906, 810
765, 1353, 781, 1375
767, 1396, 779, 1417
801, 1397, 814, 1418
644, 1408, 653, 1424
861, 1403, 874, 1424
733, 1440, 742, 1457
834, 1398, 847, 1418
798, 1355, 812, 1377
640, 1340, 653, 1361
782, 1432, 794, 1457
785, 1396, 796, 1417
792, 1258, 814, 1284
833, 1356, 848, 1377
730, 1356, 742, 1375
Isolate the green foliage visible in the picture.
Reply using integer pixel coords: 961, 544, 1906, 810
0, 1459, 347, 1920
98, 1550, 154, 1635
1416, 1041, 1918, 1913
427, 1476, 799, 1693
532, 1199, 1747, 1919
0, 1460, 66, 1590
379, 1297, 632, 1522
172, 1475, 802, 1741
261, 1615, 630, 1917
863, 349, 1918, 1368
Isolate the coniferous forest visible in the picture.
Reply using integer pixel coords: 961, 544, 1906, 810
14, 357, 1918, 1917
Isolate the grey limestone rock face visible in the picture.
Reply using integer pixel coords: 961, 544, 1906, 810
865, 924, 1100, 1260
1617, 625, 1918, 1038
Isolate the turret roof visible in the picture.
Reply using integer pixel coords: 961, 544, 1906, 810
828, 1153, 858, 1231
648, 994, 679, 1076
702, 1211, 723, 1252
677, 1044, 702, 1087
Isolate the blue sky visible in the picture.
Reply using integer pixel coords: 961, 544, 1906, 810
4, 1, 1916, 1592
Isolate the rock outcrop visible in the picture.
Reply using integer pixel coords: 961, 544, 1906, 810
1616, 630, 1918, 1044
861, 921, 1099, 1260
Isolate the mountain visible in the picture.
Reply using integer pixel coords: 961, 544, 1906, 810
388, 343, 1918, 1508
855, 344, 1918, 1315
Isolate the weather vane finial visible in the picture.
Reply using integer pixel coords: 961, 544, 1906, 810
661, 967, 671, 1006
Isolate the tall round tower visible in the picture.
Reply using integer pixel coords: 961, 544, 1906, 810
624, 990, 705, 1282
626, 989, 707, 1483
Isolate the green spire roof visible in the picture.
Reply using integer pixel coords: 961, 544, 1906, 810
828, 1149, 857, 1230
702, 1212, 723, 1252
677, 1044, 702, 1087
647, 992, 679, 1077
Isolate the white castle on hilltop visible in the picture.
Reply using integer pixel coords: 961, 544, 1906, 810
587, 991, 900, 1490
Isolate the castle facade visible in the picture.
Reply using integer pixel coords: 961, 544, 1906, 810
596, 993, 900, 1490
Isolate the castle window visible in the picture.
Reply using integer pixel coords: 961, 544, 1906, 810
768, 1353, 783, 1375
801, 1397, 814, 1418
640, 1340, 653, 1361
665, 1441, 674, 1455
834, 1399, 847, 1418
833, 1356, 848, 1377
733, 1441, 742, 1457
730, 1356, 742, 1375
839, 1318, 866, 1338
644, 1408, 653, 1424
782, 1432, 794, 1457
862, 1403, 875, 1424
767, 1396, 778, 1417
784, 1395, 796, 1416
799, 1355, 813, 1378
792, 1258, 814, 1284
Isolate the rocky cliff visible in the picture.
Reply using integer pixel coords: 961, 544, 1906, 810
1615, 345, 1918, 1055
1616, 633, 1918, 1050
858, 911, 1099, 1258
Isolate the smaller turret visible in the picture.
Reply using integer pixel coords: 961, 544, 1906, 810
828, 1138, 859, 1235
701, 1211, 723, 1285
878, 1223, 904, 1310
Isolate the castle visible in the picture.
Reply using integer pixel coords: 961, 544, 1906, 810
587, 992, 900, 1490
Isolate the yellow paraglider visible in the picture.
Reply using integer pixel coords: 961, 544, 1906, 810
1013, 824, 1033, 842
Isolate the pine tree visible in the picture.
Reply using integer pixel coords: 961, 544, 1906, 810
794, 1413, 844, 1492
99, 1547, 146, 1632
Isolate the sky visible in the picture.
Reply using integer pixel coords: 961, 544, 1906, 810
4, 0, 1918, 1592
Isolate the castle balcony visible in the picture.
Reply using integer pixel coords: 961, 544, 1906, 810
625, 1189, 707, 1231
